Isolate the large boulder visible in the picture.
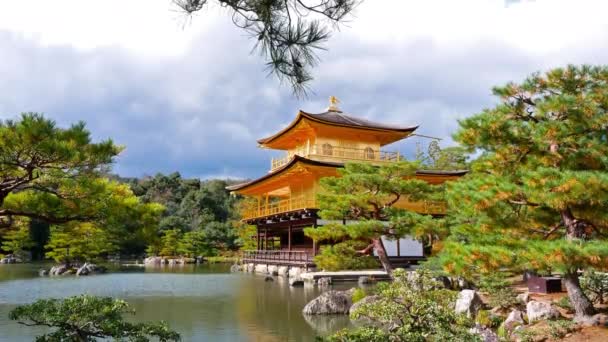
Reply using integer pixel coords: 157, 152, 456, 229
469, 323, 499, 342
76, 263, 90, 276
516, 292, 530, 304
230, 264, 241, 272
526, 300, 560, 322
254, 264, 268, 274
349, 295, 381, 317
503, 309, 525, 333
267, 265, 279, 276
455, 290, 483, 318
0, 254, 17, 264
303, 289, 355, 315
38, 269, 49, 276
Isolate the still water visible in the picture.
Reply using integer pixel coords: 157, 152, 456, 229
0, 263, 352, 341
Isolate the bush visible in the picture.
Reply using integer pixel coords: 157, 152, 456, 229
351, 288, 367, 303
313, 241, 379, 271
323, 269, 479, 341
9, 295, 180, 341
478, 273, 519, 309
554, 296, 573, 312
581, 269, 608, 304
548, 320, 576, 339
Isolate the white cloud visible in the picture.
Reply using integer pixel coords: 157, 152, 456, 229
0, 0, 607, 178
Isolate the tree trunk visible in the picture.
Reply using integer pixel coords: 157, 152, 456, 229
372, 238, 393, 276
563, 272, 596, 318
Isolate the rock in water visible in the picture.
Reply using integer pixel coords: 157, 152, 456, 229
526, 301, 560, 322
455, 290, 483, 318
50, 264, 69, 276
358, 276, 374, 285
264, 276, 274, 282
38, 269, 49, 276
230, 264, 241, 273
317, 277, 332, 287
289, 277, 304, 287
76, 263, 90, 276
303, 289, 354, 315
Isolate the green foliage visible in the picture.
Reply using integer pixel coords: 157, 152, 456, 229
325, 269, 479, 342
555, 296, 573, 311
514, 328, 538, 342
0, 113, 122, 227
416, 140, 468, 170
313, 241, 379, 271
581, 269, 608, 304
236, 223, 257, 251
351, 288, 367, 304
45, 222, 117, 263
1, 219, 35, 258
177, 230, 211, 257
9, 295, 180, 341
441, 65, 608, 316
478, 273, 519, 309
159, 229, 182, 257
306, 161, 444, 271
173, 1, 357, 95
548, 319, 576, 339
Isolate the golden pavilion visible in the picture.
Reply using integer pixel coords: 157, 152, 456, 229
228, 98, 466, 268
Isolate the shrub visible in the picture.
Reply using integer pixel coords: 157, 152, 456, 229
554, 296, 573, 312
351, 288, 367, 303
548, 320, 576, 339
313, 241, 379, 271
323, 269, 479, 341
478, 273, 519, 309
581, 269, 608, 304
9, 295, 180, 341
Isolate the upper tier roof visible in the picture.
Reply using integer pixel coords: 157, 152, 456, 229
257, 109, 419, 147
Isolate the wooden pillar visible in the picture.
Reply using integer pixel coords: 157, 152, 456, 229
288, 224, 292, 251
264, 228, 268, 250
312, 221, 318, 256
397, 238, 401, 257
256, 227, 260, 250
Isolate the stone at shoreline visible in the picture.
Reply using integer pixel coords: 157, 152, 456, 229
455, 290, 483, 318
144, 256, 162, 265
358, 276, 374, 285
264, 276, 274, 282
0, 254, 18, 264
526, 300, 560, 322
50, 264, 69, 276
277, 266, 289, 276
268, 265, 279, 276
230, 264, 241, 272
289, 277, 304, 287
76, 263, 106, 276
302, 289, 355, 315
349, 295, 380, 318
39, 269, 49, 276
317, 277, 332, 287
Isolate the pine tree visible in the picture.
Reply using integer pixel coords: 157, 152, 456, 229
305, 161, 441, 274
441, 65, 608, 319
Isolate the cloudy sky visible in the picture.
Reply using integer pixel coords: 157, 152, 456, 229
1, 0, 607, 179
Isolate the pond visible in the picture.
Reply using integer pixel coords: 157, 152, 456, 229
0, 263, 353, 341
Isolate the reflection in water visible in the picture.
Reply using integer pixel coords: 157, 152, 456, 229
0, 264, 352, 341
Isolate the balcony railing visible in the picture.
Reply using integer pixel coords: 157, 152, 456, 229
270, 144, 401, 172
241, 195, 317, 221
242, 250, 314, 266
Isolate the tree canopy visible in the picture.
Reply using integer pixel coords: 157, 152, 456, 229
439, 65, 608, 319
173, 0, 358, 95
10, 295, 180, 341
305, 161, 442, 273
0, 113, 121, 227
